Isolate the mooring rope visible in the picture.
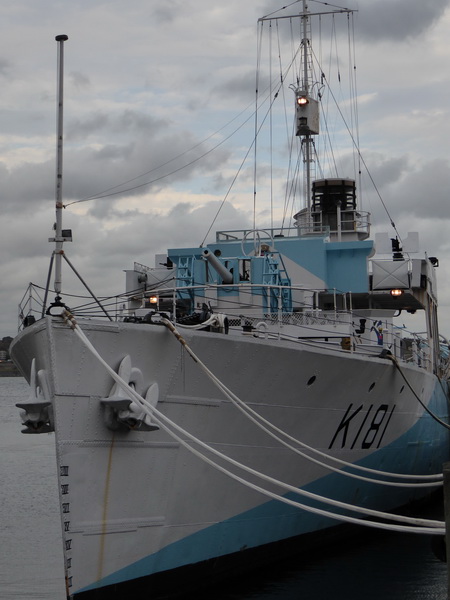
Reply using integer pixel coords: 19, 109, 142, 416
387, 354, 450, 432
161, 318, 443, 485
61, 312, 445, 534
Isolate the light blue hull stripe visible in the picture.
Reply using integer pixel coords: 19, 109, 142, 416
78, 386, 449, 594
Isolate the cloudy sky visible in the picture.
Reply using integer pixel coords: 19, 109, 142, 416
1, 0, 450, 338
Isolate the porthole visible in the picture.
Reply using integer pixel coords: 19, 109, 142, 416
368, 382, 376, 392
307, 375, 316, 387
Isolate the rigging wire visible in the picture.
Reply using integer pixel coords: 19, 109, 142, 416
388, 354, 450, 432
203, 18, 306, 243
350, 10, 363, 206
199, 141, 256, 247
64, 108, 255, 207
309, 43, 402, 240
63, 77, 280, 209
280, 19, 300, 231
260, 0, 307, 20
200, 64, 291, 245
269, 21, 274, 230
253, 19, 265, 233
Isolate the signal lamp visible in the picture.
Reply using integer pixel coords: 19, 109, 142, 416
297, 96, 309, 106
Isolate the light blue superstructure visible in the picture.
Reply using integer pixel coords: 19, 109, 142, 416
168, 234, 374, 317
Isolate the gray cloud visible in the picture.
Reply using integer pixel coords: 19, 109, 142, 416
66, 112, 110, 140
211, 70, 257, 103
358, 153, 410, 191
0, 120, 232, 221
66, 109, 169, 141
82, 201, 252, 269
389, 158, 450, 219
357, 0, 449, 41
69, 71, 90, 90
260, 0, 449, 42
151, 1, 181, 24
0, 58, 13, 78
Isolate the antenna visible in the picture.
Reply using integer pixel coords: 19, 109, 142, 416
54, 34, 69, 296
43, 35, 111, 321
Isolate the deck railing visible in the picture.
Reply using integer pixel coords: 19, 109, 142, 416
17, 281, 434, 372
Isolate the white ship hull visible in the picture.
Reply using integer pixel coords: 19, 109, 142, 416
10, 316, 450, 598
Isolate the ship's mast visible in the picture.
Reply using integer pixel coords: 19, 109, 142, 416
54, 34, 68, 296
260, 3, 356, 230
296, 0, 319, 215
301, 0, 312, 212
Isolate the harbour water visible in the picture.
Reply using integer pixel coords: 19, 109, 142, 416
0, 376, 447, 600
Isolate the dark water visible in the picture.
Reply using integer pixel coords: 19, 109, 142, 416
0, 377, 447, 599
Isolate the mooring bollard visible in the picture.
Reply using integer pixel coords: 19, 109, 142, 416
443, 462, 450, 595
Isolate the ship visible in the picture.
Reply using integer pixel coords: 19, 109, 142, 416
10, 2, 450, 599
